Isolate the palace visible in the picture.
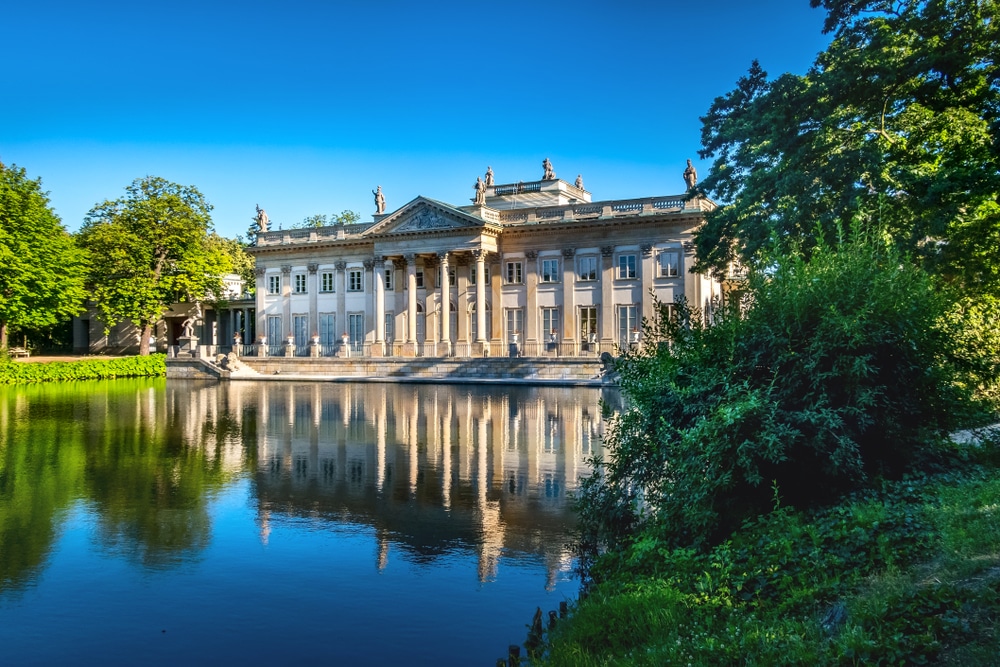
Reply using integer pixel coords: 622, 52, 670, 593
246, 163, 721, 358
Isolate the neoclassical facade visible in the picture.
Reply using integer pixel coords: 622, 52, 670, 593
248, 169, 720, 358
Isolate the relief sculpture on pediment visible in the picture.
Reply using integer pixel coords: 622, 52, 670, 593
398, 210, 455, 231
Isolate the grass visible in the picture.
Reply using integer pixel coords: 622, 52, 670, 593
533, 447, 1000, 666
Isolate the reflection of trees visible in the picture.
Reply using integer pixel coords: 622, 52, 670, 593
0, 380, 235, 591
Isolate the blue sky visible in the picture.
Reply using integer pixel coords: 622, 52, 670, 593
1, 1, 831, 238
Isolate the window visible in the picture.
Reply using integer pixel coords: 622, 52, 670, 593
415, 270, 424, 289
542, 308, 560, 339
267, 316, 282, 343
293, 315, 308, 346
506, 308, 524, 341
384, 267, 395, 291
348, 313, 365, 345
659, 251, 681, 277
505, 261, 523, 284
470, 264, 490, 284
319, 313, 336, 344
579, 306, 598, 341
294, 274, 307, 294
321, 272, 334, 292
384, 312, 394, 343
617, 254, 637, 279
348, 269, 363, 291
618, 304, 639, 348
268, 275, 281, 295
540, 258, 560, 283
577, 256, 598, 281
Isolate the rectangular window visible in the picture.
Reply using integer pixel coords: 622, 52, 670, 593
542, 308, 560, 339
384, 267, 395, 291
577, 256, 598, 281
384, 312, 395, 343
294, 274, 307, 294
415, 270, 424, 289
540, 258, 560, 283
348, 313, 365, 345
268, 275, 281, 295
266, 316, 282, 343
293, 315, 308, 346
505, 261, 523, 284
319, 313, 336, 344
506, 308, 524, 341
321, 272, 334, 292
348, 269, 363, 291
618, 304, 639, 348
617, 254, 637, 279
579, 306, 598, 342
659, 251, 681, 277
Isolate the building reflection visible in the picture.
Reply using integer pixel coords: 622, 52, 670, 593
184, 381, 609, 585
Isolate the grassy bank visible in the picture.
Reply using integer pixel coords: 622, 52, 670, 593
0, 353, 166, 384
534, 441, 1000, 666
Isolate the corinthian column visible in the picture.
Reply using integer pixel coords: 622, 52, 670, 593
439, 251, 451, 356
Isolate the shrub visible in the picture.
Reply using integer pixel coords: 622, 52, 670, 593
0, 354, 166, 384
579, 232, 992, 554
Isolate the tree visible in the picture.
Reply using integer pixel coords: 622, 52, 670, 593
291, 210, 361, 229
0, 162, 88, 348
212, 233, 256, 296
78, 177, 230, 355
695, 0, 1000, 295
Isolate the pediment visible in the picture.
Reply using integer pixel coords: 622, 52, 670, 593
362, 197, 490, 237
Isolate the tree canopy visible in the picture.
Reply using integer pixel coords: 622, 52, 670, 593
695, 0, 1000, 295
78, 176, 230, 355
292, 210, 361, 229
0, 163, 88, 348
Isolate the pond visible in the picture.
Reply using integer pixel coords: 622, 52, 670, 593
0, 379, 615, 665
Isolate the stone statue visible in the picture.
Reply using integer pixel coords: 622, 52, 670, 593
484, 166, 494, 187
216, 352, 244, 371
255, 204, 269, 232
180, 302, 202, 338
542, 158, 556, 181
373, 185, 386, 214
683, 159, 698, 189
575, 174, 584, 190
473, 176, 486, 205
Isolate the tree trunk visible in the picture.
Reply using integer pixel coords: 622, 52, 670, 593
138, 322, 153, 356
0, 321, 7, 349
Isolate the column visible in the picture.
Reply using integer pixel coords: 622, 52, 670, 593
524, 250, 538, 352
308, 262, 319, 338
373, 256, 385, 356
405, 254, 417, 355
335, 260, 347, 340
456, 256, 470, 354
562, 247, 576, 355
364, 258, 375, 354
490, 255, 502, 344
640, 244, 654, 326
599, 245, 615, 348
439, 251, 451, 356
474, 250, 487, 344
254, 267, 266, 343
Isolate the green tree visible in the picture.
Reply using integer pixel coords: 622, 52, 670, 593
292, 210, 361, 229
212, 233, 256, 296
78, 177, 229, 355
695, 0, 1000, 295
0, 163, 88, 348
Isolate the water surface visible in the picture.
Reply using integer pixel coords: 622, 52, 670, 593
0, 379, 611, 665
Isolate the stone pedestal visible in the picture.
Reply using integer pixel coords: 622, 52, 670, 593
436, 341, 452, 357
177, 336, 198, 358
337, 341, 351, 358
256, 343, 268, 357
284, 341, 295, 358
310, 340, 321, 358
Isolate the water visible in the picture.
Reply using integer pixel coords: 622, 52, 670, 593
0, 379, 613, 665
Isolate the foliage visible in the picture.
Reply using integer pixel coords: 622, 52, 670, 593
695, 0, 1000, 297
0, 163, 88, 347
0, 354, 166, 384
210, 233, 255, 296
77, 177, 230, 355
541, 455, 1000, 666
579, 232, 987, 555
292, 210, 361, 229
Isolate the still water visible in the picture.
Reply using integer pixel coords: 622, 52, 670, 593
0, 379, 613, 666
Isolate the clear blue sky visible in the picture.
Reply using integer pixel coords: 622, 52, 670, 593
1, 1, 831, 239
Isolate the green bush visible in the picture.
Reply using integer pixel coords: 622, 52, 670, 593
0, 353, 166, 384
579, 233, 992, 555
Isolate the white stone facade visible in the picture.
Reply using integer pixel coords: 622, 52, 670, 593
248, 175, 720, 358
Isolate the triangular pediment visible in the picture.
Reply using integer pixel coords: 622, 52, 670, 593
362, 197, 493, 237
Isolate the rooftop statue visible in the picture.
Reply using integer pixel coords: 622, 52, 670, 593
485, 166, 494, 187
473, 176, 486, 205
373, 185, 386, 214
575, 174, 584, 190
255, 204, 269, 232
542, 157, 556, 181
683, 159, 698, 189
